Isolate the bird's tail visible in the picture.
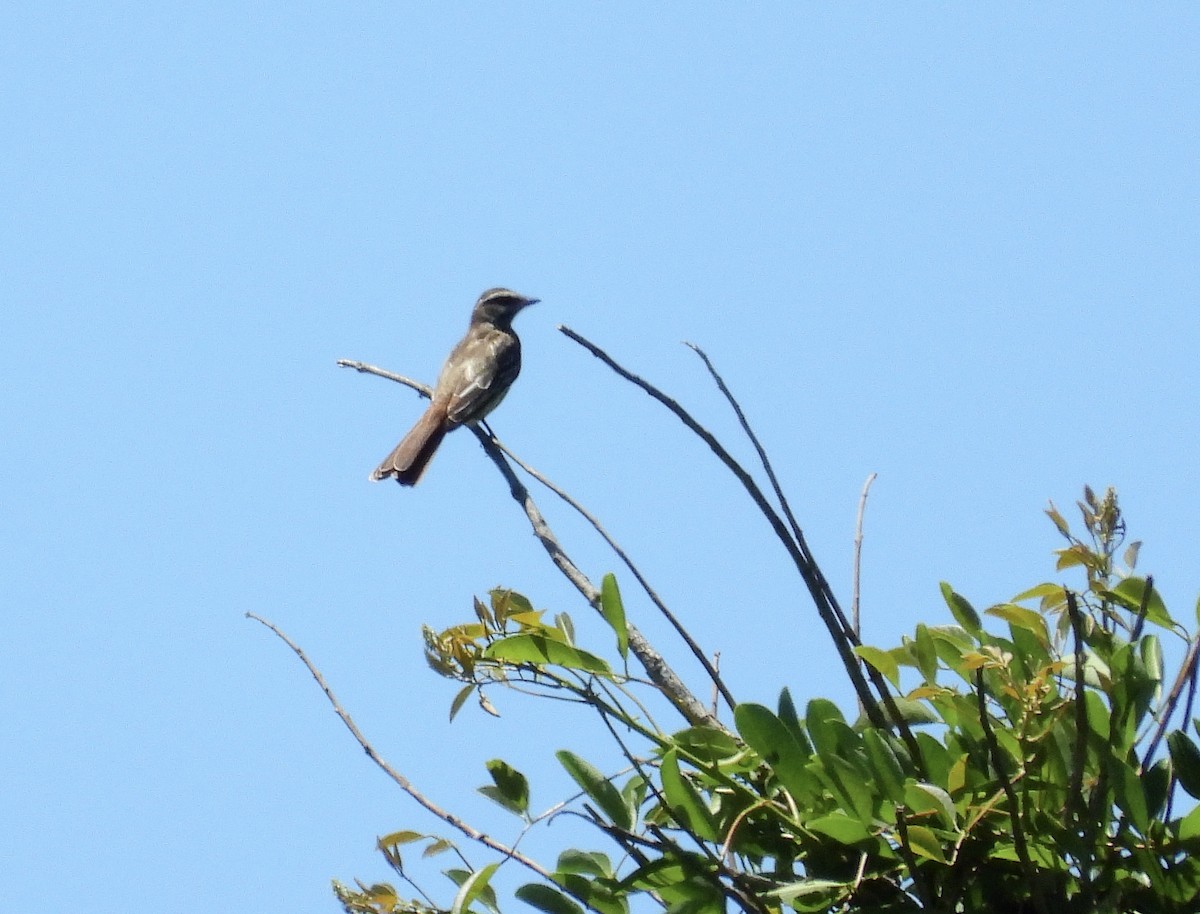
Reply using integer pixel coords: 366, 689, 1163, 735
370, 402, 449, 486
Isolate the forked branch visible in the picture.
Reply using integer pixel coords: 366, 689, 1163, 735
557, 328, 919, 757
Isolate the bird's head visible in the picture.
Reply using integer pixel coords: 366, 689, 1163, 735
471, 288, 539, 328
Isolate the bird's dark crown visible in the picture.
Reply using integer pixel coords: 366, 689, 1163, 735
471, 287, 538, 325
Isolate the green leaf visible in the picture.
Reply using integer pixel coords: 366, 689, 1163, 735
1113, 755, 1150, 835
449, 685, 474, 722
1167, 731, 1200, 799
484, 634, 611, 674
549, 873, 626, 914
599, 573, 629, 661
1084, 690, 1110, 740
807, 812, 871, 844
490, 588, 535, 617
555, 612, 575, 644
777, 687, 813, 754
734, 703, 818, 803
1105, 577, 1173, 628
928, 625, 976, 669
1142, 756, 1170, 820
1140, 634, 1164, 684
1011, 582, 1067, 603
855, 645, 900, 687
767, 879, 849, 902
885, 696, 940, 726
985, 603, 1049, 648
1045, 503, 1071, 537
515, 884, 584, 914
940, 582, 981, 634
555, 850, 613, 878
904, 782, 957, 829
423, 838, 454, 857
805, 698, 848, 759
915, 733, 952, 785
1179, 804, 1200, 841
1123, 540, 1142, 570
659, 748, 718, 841
863, 729, 907, 802
451, 862, 498, 914
902, 824, 947, 863
620, 773, 647, 817
914, 623, 938, 684
556, 750, 631, 830
816, 752, 877, 824
479, 759, 529, 816
377, 830, 425, 847
668, 726, 740, 765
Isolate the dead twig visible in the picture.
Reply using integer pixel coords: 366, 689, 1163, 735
246, 611, 552, 882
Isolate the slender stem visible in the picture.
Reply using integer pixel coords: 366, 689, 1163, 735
471, 430, 719, 728
560, 327, 925, 767
558, 329, 872, 702
852, 473, 878, 641
246, 612, 553, 882
492, 438, 736, 714
1141, 633, 1200, 771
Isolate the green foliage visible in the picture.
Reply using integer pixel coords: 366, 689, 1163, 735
339, 490, 1200, 913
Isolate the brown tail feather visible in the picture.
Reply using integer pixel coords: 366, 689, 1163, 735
371, 402, 450, 486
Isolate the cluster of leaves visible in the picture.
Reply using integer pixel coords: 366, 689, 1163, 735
336, 489, 1200, 914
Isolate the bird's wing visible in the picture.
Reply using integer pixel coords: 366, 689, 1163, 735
439, 328, 521, 426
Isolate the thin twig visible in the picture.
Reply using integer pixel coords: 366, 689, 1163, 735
559, 327, 924, 764
686, 343, 861, 648
338, 359, 430, 396
684, 344, 806, 567
471, 432, 719, 728
711, 652, 721, 718
492, 439, 736, 715
558, 328, 873, 704
852, 473, 878, 640
246, 612, 552, 882
1141, 633, 1200, 771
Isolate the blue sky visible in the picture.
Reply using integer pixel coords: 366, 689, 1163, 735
3, 5, 1198, 911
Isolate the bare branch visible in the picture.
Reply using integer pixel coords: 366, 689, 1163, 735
245, 611, 553, 882
492, 438, 736, 715
469, 428, 719, 729
558, 326, 906, 740
337, 359, 430, 396
684, 344, 805, 565
685, 342, 862, 648
1141, 631, 1200, 772
852, 473, 878, 640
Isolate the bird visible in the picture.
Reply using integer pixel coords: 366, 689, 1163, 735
371, 287, 538, 486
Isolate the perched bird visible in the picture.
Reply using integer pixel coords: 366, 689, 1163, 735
371, 288, 538, 486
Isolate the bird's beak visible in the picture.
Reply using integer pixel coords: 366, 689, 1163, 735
524, 298, 540, 308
